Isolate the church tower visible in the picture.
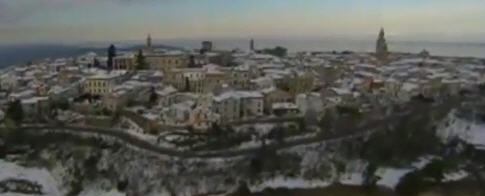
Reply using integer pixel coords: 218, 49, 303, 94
376, 28, 389, 62
146, 34, 152, 48
250, 39, 255, 51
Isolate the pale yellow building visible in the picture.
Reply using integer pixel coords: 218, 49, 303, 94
188, 106, 220, 131
164, 68, 205, 93
276, 71, 315, 96
290, 71, 315, 95
165, 65, 230, 94
113, 55, 136, 70
83, 73, 120, 95
182, 69, 206, 94
146, 54, 188, 73
203, 64, 230, 93
231, 69, 250, 90
262, 87, 293, 114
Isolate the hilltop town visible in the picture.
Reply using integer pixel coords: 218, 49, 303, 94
1, 29, 484, 134
1, 30, 485, 195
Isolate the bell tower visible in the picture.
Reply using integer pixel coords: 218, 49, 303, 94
376, 28, 389, 63
147, 34, 152, 48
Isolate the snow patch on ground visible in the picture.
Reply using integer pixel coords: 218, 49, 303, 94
340, 173, 364, 185
79, 188, 126, 196
249, 156, 438, 192
412, 156, 435, 169
234, 123, 275, 136
250, 176, 330, 192
438, 110, 485, 148
124, 128, 157, 144
0, 160, 60, 196
376, 168, 413, 188
237, 139, 261, 149
443, 170, 469, 182
0, 193, 38, 196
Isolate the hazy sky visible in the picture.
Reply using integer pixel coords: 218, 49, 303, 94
1, 0, 485, 44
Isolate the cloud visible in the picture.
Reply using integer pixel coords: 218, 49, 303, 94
0, 0, 106, 24
1, 0, 485, 44
0, 1, 36, 24
0, 2, 5, 17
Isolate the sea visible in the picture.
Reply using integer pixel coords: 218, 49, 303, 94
162, 39, 485, 58
1, 39, 485, 68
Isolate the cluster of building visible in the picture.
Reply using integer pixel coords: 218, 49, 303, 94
1, 29, 484, 134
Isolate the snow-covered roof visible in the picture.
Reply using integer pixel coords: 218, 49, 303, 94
261, 63, 285, 69
171, 101, 195, 113
9, 89, 36, 99
355, 63, 378, 69
401, 82, 419, 92
251, 53, 275, 60
250, 76, 273, 85
87, 70, 126, 80
114, 52, 135, 59
214, 91, 263, 102
272, 102, 298, 110
21, 96, 48, 104
203, 63, 224, 74
261, 87, 277, 94
143, 113, 159, 121
330, 87, 352, 95
153, 71, 164, 77
156, 86, 177, 96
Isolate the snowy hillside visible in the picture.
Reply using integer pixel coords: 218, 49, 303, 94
437, 110, 485, 149
0, 160, 60, 196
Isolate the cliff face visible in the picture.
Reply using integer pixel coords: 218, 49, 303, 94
1, 129, 255, 196
0, 130, 370, 196
35, 142, 249, 196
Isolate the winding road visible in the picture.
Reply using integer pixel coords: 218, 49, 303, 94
14, 111, 412, 158
17, 123, 373, 159
10, 96, 464, 159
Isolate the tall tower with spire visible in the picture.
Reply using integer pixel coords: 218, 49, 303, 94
146, 34, 152, 48
250, 39, 255, 51
376, 28, 389, 62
